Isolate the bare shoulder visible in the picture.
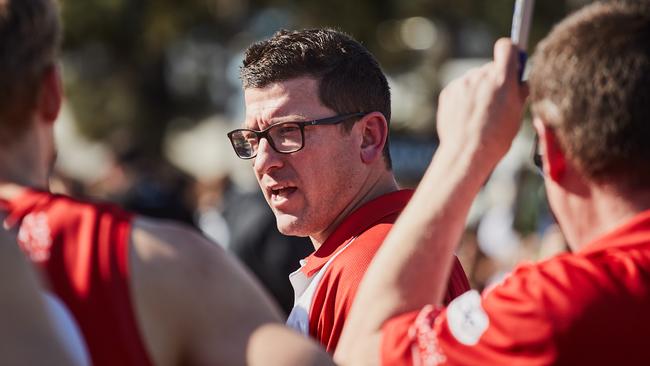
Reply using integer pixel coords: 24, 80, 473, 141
131, 216, 235, 279
129, 216, 284, 366
248, 324, 335, 366
131, 216, 282, 300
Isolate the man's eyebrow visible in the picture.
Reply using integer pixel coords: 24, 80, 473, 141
246, 114, 310, 130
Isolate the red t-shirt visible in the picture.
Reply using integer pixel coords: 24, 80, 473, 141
1, 188, 153, 366
382, 209, 650, 366
298, 189, 470, 352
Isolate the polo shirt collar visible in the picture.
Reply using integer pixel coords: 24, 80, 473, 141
578, 209, 650, 255
301, 189, 413, 277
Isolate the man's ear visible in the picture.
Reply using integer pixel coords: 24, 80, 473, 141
358, 112, 388, 165
37, 64, 62, 124
540, 125, 566, 183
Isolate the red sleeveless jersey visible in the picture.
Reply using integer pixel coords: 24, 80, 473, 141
1, 188, 153, 366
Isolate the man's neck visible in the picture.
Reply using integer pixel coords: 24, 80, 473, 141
0, 158, 48, 201
565, 184, 650, 251
309, 173, 399, 249
0, 161, 48, 200
0, 129, 50, 194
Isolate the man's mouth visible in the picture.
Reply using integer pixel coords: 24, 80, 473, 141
269, 185, 298, 203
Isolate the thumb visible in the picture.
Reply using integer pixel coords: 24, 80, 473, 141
493, 38, 520, 83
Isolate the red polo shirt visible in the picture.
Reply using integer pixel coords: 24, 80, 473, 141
382, 209, 650, 366
299, 189, 470, 352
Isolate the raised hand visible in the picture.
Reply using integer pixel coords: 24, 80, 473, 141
436, 38, 528, 169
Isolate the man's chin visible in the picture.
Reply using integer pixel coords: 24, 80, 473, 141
275, 215, 310, 238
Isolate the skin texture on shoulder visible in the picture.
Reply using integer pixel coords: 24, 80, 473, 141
129, 216, 279, 365
248, 324, 335, 366
0, 225, 79, 366
129, 216, 333, 366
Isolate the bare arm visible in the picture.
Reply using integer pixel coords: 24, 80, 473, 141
0, 225, 78, 365
248, 324, 334, 366
335, 39, 528, 365
131, 217, 331, 366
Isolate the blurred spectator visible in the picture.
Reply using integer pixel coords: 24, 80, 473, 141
86, 148, 196, 225
194, 176, 232, 247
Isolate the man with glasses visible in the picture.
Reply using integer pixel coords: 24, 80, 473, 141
229, 28, 470, 352
336, 2, 650, 365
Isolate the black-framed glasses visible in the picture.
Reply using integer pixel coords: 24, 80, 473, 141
532, 134, 543, 174
227, 112, 366, 159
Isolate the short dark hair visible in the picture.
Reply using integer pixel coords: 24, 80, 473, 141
0, 0, 61, 143
240, 28, 392, 168
529, 1, 650, 189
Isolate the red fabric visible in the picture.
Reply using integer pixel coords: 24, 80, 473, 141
382, 209, 650, 366
1, 188, 153, 366
303, 190, 470, 352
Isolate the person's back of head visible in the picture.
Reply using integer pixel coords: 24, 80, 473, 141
240, 28, 393, 168
0, 0, 60, 145
529, 0, 650, 190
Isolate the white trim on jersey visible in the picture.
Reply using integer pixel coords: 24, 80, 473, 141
286, 237, 357, 335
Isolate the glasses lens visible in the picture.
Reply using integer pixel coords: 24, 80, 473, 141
230, 130, 258, 158
268, 123, 303, 153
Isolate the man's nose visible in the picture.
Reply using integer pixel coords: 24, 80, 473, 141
253, 138, 283, 175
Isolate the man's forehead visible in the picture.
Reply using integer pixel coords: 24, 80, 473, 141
243, 77, 331, 127
244, 78, 319, 105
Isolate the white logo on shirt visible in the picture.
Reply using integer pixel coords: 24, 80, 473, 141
446, 290, 489, 346
17, 212, 52, 262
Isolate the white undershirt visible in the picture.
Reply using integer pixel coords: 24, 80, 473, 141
286, 237, 357, 335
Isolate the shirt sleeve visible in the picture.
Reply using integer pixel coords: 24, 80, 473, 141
312, 254, 470, 353
443, 257, 471, 305
381, 266, 558, 366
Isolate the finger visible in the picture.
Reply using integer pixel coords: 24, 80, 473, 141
477, 62, 494, 80
493, 38, 519, 83
462, 64, 491, 88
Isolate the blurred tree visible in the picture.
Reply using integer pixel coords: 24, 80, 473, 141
59, 0, 579, 158
61, 0, 243, 155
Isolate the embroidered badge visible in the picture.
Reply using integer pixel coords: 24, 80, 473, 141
446, 290, 489, 346
17, 212, 53, 262
410, 304, 447, 366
